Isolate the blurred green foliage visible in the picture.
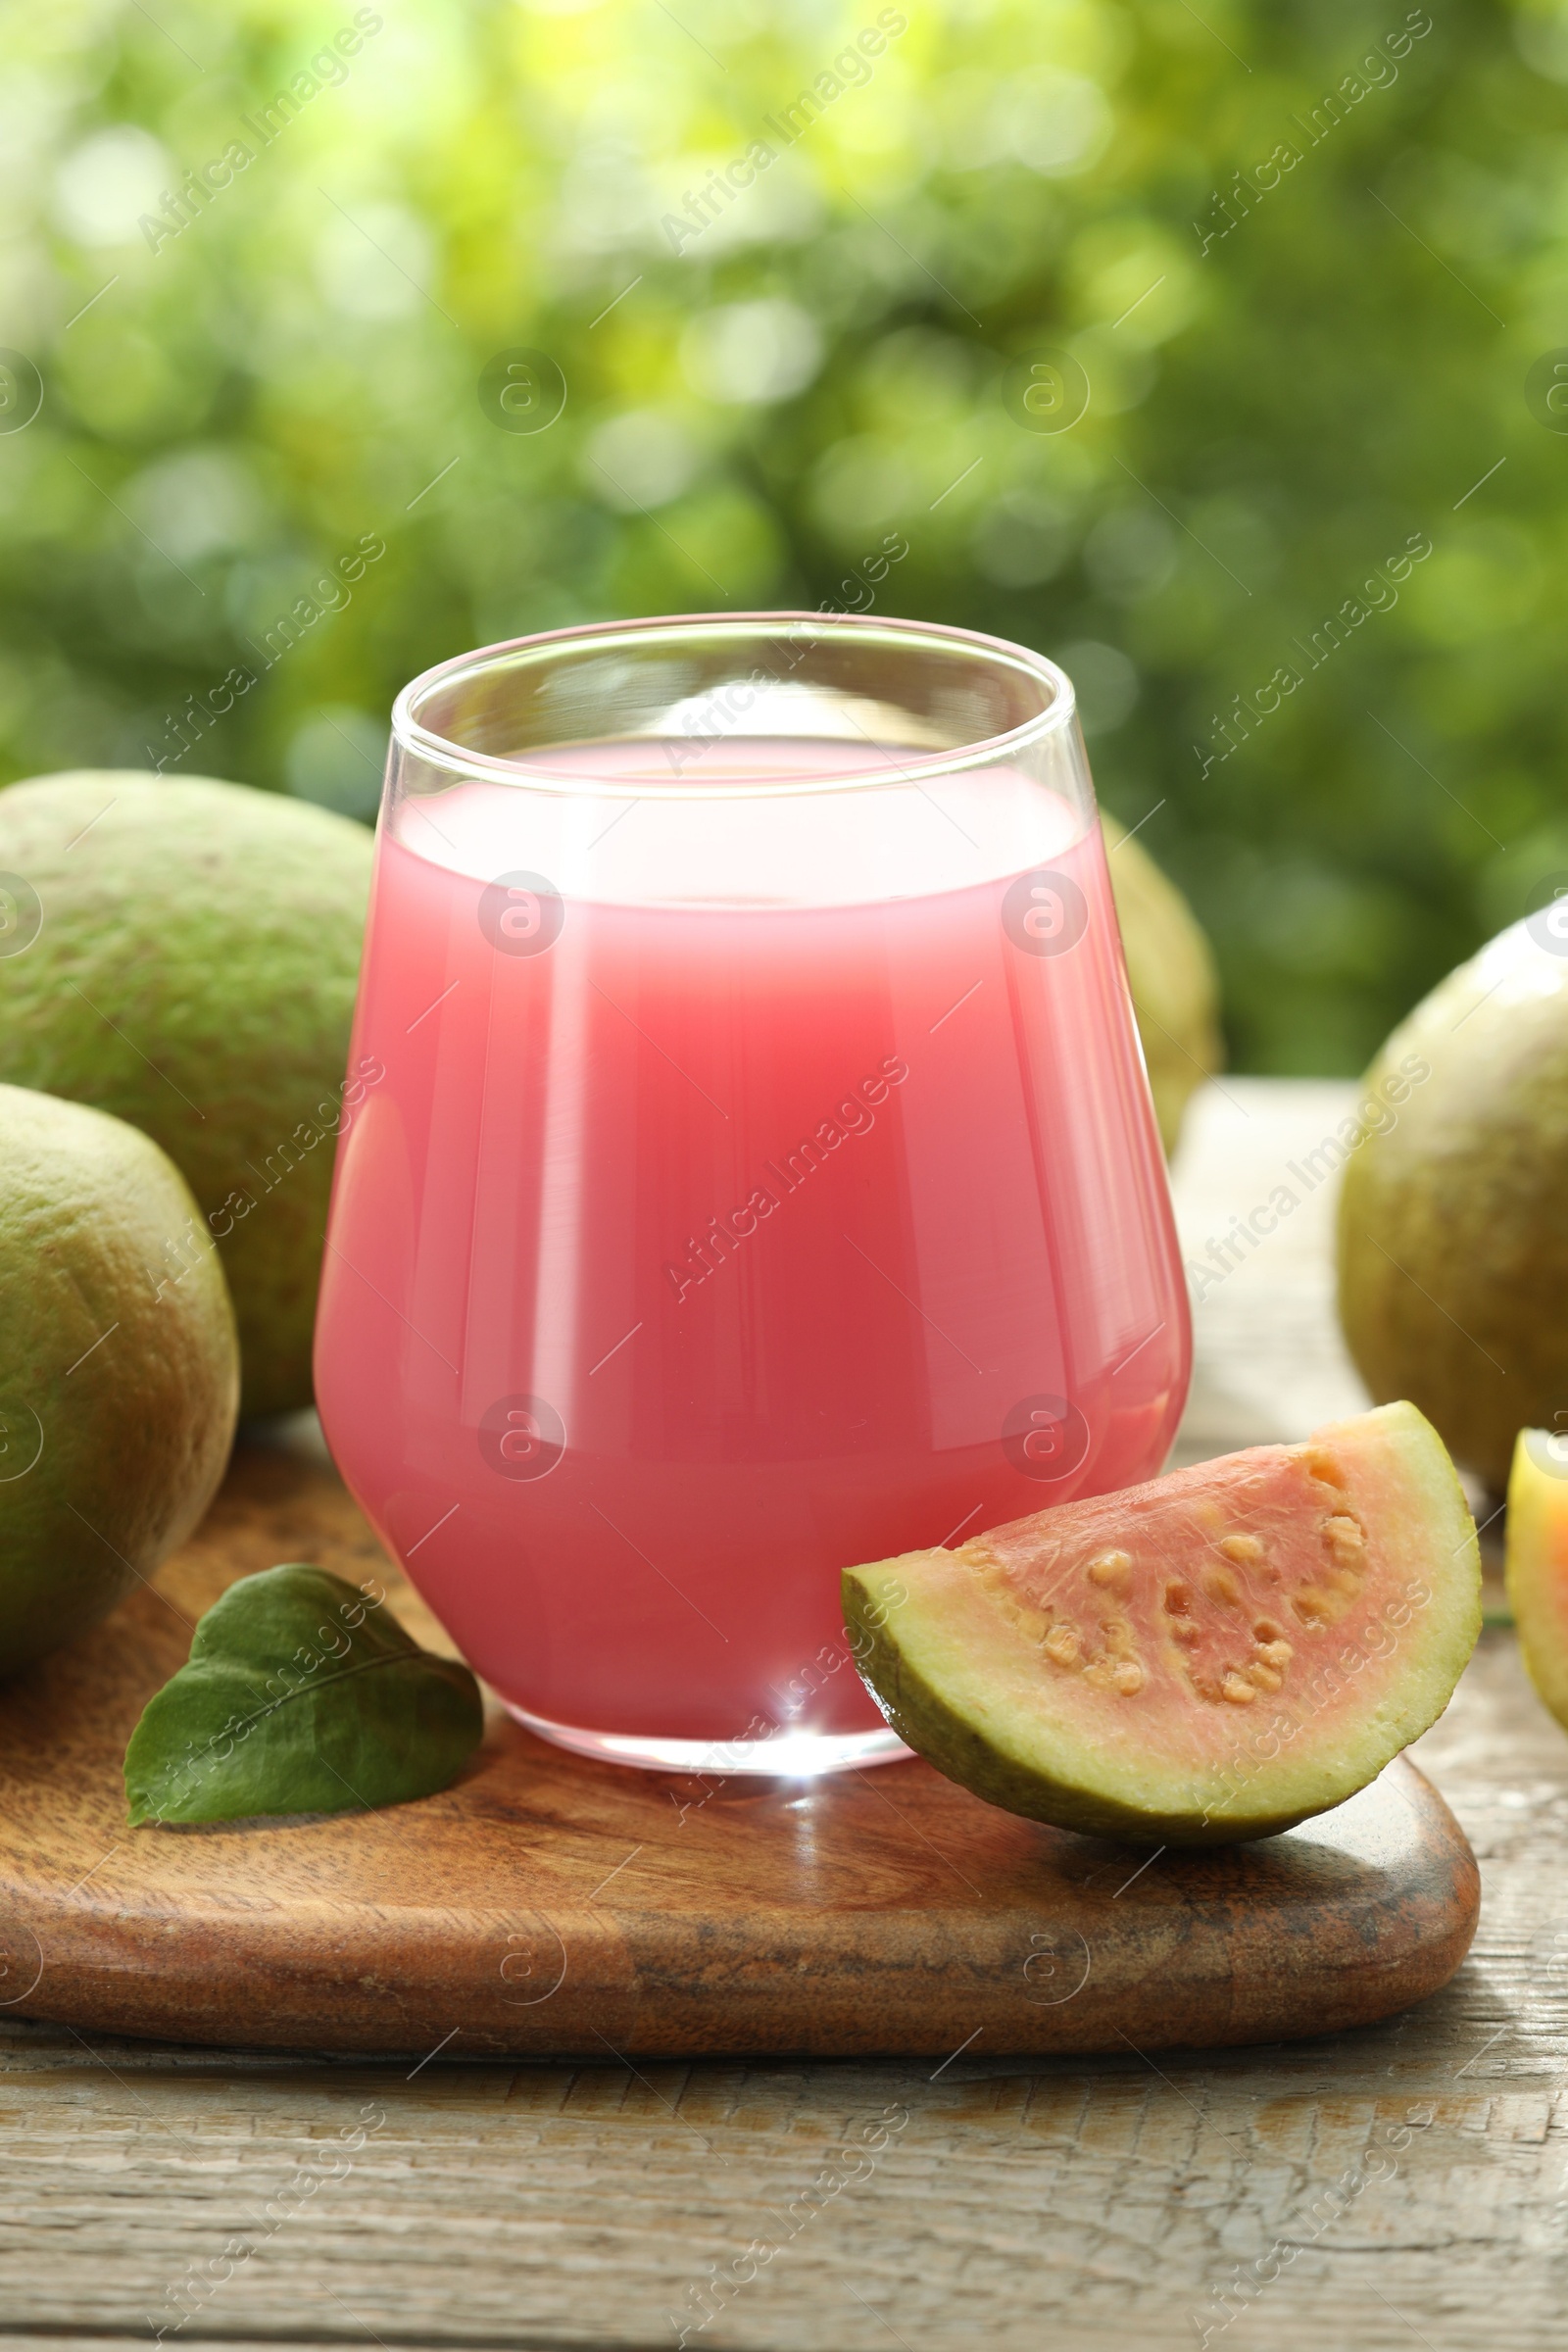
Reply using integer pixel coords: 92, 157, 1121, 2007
2, 0, 1566, 1070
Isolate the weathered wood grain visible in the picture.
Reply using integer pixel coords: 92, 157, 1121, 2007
0, 1081, 1562, 2351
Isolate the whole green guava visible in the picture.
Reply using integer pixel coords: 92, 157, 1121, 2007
0, 1084, 239, 1672
0, 772, 372, 1415
1338, 915, 1568, 1493
1102, 811, 1224, 1156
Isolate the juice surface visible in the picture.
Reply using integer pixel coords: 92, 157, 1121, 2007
315, 751, 1191, 1742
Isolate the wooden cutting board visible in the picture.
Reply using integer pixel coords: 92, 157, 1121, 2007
0, 1440, 1478, 2060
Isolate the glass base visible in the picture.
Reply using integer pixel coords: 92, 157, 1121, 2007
504, 1700, 912, 1778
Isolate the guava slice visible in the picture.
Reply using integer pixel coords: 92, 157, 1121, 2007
843, 1401, 1480, 1845
1504, 1429, 1568, 1730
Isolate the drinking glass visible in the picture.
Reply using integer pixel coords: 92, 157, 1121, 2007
314, 613, 1192, 1774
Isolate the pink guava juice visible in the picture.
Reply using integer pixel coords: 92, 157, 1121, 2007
314, 738, 1191, 1756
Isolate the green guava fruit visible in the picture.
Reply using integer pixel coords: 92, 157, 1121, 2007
0, 772, 372, 1416
0, 1083, 239, 1673
843, 1402, 1479, 1846
1102, 812, 1223, 1156
1504, 1428, 1568, 1731
1337, 916, 1568, 1494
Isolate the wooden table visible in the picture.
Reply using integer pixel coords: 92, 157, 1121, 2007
5, 1081, 1561, 2352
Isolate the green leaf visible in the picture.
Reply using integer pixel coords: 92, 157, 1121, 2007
124, 1564, 483, 1827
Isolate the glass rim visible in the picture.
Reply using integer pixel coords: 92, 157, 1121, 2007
389, 610, 1078, 800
